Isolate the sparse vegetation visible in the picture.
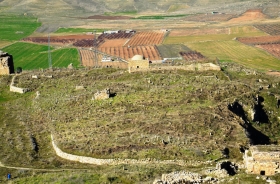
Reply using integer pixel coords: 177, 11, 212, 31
1, 0, 280, 183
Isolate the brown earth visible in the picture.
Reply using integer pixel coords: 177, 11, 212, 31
99, 39, 129, 48
266, 71, 280, 76
22, 34, 96, 45
79, 49, 128, 68
237, 35, 280, 45
185, 13, 236, 22
125, 31, 166, 46
229, 9, 267, 23
256, 44, 280, 58
84, 15, 132, 20
99, 46, 161, 61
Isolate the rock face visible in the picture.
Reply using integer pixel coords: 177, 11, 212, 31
0, 50, 14, 75
244, 145, 280, 176
93, 88, 110, 100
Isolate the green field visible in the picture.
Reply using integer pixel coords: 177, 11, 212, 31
0, 14, 41, 41
187, 40, 280, 71
164, 26, 267, 44
55, 28, 107, 34
2, 42, 80, 70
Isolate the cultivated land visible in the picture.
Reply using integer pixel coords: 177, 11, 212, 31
2, 1, 280, 183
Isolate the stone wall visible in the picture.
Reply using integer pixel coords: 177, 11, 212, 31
9, 75, 29, 94
244, 145, 280, 176
51, 134, 187, 166
134, 63, 221, 73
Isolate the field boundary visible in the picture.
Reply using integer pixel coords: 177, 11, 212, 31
52, 134, 188, 166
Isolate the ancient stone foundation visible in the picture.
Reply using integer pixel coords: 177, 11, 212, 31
244, 145, 280, 176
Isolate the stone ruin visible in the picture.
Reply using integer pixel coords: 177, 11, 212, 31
93, 88, 110, 100
153, 171, 217, 184
244, 145, 280, 176
0, 50, 14, 75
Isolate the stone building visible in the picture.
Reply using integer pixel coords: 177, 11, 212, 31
0, 50, 14, 75
128, 55, 149, 73
244, 145, 280, 176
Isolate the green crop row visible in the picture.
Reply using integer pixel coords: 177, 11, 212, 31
0, 14, 41, 41
3, 42, 80, 70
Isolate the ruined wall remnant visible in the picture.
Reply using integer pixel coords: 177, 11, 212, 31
93, 88, 110, 100
10, 75, 29, 94
244, 145, 280, 176
0, 50, 14, 75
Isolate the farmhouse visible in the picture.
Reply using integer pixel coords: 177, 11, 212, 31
244, 145, 280, 176
0, 50, 14, 75
128, 55, 149, 73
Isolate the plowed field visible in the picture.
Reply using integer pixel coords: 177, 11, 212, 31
237, 35, 280, 45
99, 39, 129, 48
185, 13, 236, 22
23, 34, 95, 45
79, 49, 127, 68
256, 44, 280, 58
254, 24, 280, 35
125, 31, 166, 46
99, 46, 161, 60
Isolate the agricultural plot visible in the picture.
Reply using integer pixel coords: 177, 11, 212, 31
169, 28, 230, 37
98, 31, 134, 40
99, 46, 161, 61
237, 35, 280, 59
3, 42, 80, 70
184, 13, 236, 22
237, 35, 280, 45
23, 35, 96, 46
256, 44, 280, 58
164, 26, 267, 44
187, 40, 280, 71
254, 24, 280, 35
79, 49, 128, 68
125, 31, 166, 46
179, 51, 205, 61
0, 14, 41, 41
99, 39, 129, 48
156, 44, 191, 59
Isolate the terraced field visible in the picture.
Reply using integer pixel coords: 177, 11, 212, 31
3, 42, 80, 70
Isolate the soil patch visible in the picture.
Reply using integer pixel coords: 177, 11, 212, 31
229, 9, 267, 23
84, 15, 132, 20
99, 39, 129, 48
266, 71, 280, 76
185, 13, 236, 22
